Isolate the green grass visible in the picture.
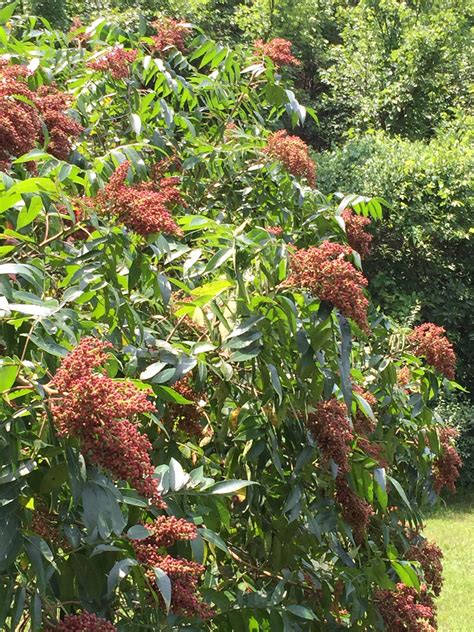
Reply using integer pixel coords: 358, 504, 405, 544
424, 490, 474, 631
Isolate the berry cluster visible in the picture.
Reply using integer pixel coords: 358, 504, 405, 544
264, 130, 315, 186
285, 241, 370, 331
47, 612, 117, 631
37, 86, 83, 160
408, 323, 456, 380
68, 17, 90, 46
397, 366, 412, 388
266, 226, 284, 237
375, 584, 436, 632
99, 161, 183, 237
0, 63, 39, 167
132, 519, 198, 574
131, 516, 212, 619
307, 399, 353, 473
254, 38, 301, 67
0, 61, 82, 168
432, 427, 462, 494
167, 377, 205, 437
30, 506, 65, 547
87, 46, 138, 79
335, 476, 373, 544
408, 539, 443, 596
51, 338, 163, 507
151, 17, 191, 53
341, 208, 372, 259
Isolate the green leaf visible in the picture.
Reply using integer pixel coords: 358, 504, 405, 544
30, 591, 42, 632
153, 567, 172, 613
207, 480, 255, 495
387, 475, 412, 511
198, 527, 229, 553
107, 558, 138, 596
353, 392, 376, 420
0, 361, 18, 392
11, 586, 26, 630
140, 361, 167, 381
13, 150, 51, 164
168, 458, 189, 492
16, 196, 43, 229
0, 264, 43, 291
392, 561, 420, 590
0, 2, 17, 24
127, 525, 151, 540
130, 113, 142, 135
286, 605, 316, 620
266, 363, 283, 402
337, 314, 352, 411
82, 482, 126, 540
39, 462, 68, 494
29, 334, 68, 357
153, 384, 193, 404
0, 460, 36, 484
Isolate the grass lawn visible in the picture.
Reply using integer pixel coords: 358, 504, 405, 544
424, 489, 474, 631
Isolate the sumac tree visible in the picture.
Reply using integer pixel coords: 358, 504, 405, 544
0, 6, 462, 631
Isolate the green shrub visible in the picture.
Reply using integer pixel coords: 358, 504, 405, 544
321, 0, 473, 141
30, 0, 67, 26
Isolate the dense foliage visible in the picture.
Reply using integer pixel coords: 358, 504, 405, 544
0, 4, 466, 631
317, 118, 474, 391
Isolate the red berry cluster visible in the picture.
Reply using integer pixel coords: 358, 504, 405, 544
88, 46, 138, 79
285, 241, 370, 331
69, 17, 90, 46
432, 427, 462, 494
132, 516, 213, 619
0, 63, 39, 168
341, 208, 372, 259
335, 476, 373, 544
265, 130, 315, 186
266, 226, 284, 237
0, 61, 82, 168
254, 38, 301, 67
99, 161, 183, 237
307, 399, 353, 473
136, 516, 198, 550
151, 154, 183, 178
408, 539, 443, 596
47, 612, 117, 631
51, 338, 164, 507
167, 377, 205, 437
374, 584, 436, 632
30, 506, 66, 547
37, 86, 83, 160
151, 17, 191, 53
397, 366, 412, 388
408, 323, 456, 380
